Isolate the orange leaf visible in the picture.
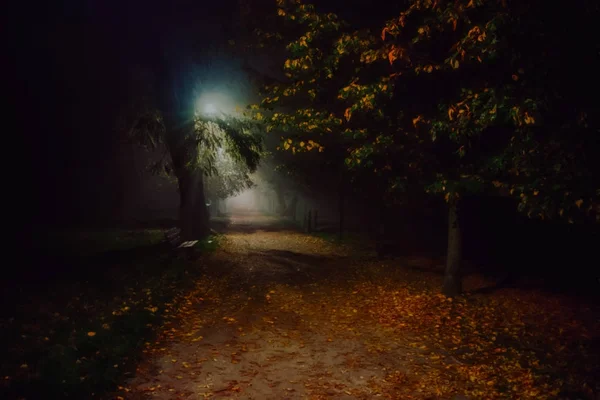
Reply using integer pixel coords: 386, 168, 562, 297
344, 107, 352, 121
381, 27, 388, 41
524, 112, 535, 125
388, 48, 398, 65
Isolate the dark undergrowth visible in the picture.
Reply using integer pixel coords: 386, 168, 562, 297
1, 229, 220, 399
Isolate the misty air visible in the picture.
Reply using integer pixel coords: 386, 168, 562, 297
6, 0, 600, 399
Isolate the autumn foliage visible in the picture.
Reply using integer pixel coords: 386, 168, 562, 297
248, 0, 599, 295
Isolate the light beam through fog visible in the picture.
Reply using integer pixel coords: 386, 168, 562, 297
225, 189, 258, 213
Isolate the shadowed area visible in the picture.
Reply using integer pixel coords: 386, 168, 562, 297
109, 214, 599, 400
7, 0, 600, 396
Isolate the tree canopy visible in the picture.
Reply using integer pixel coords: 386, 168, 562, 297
120, 57, 263, 238
249, 0, 600, 294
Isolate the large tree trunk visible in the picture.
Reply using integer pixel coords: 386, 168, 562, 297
443, 198, 463, 296
178, 167, 210, 240
157, 58, 210, 240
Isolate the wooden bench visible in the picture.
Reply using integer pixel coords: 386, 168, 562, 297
164, 228, 199, 249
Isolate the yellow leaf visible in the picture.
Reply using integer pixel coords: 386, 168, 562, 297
524, 112, 535, 124
277, 8, 285, 16
412, 115, 423, 127
533, 190, 539, 196
299, 141, 305, 147
575, 199, 583, 208
448, 106, 455, 120
87, 332, 96, 337
451, 59, 460, 69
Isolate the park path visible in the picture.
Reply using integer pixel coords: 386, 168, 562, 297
120, 215, 435, 399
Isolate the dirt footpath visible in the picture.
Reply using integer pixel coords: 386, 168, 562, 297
122, 228, 436, 399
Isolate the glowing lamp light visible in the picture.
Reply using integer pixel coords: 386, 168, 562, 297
204, 103, 217, 115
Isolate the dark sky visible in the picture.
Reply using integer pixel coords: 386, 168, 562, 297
10, 0, 238, 227
9, 0, 397, 229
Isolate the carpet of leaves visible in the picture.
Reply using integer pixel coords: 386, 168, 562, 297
355, 268, 600, 399
116, 230, 599, 400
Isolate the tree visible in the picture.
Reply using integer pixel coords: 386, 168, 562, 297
252, 0, 599, 295
204, 147, 255, 203
122, 59, 262, 240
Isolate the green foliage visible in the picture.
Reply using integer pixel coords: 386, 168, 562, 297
199, 116, 263, 199
120, 66, 264, 194
251, 0, 599, 222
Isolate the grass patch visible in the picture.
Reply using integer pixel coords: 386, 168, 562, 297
1, 229, 217, 399
34, 229, 165, 258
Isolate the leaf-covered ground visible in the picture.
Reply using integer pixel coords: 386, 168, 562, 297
1, 229, 216, 399
116, 217, 599, 400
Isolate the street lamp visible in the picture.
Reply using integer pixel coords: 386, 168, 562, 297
204, 103, 217, 115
